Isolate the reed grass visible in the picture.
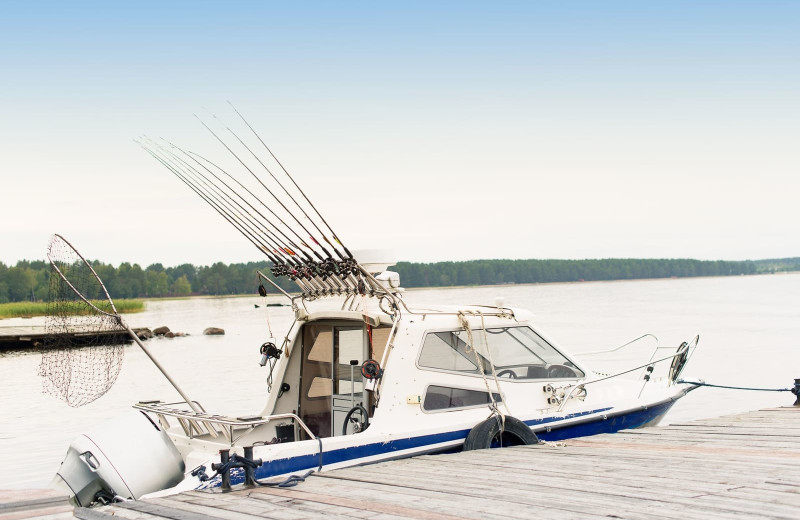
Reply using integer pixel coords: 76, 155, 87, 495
0, 299, 145, 319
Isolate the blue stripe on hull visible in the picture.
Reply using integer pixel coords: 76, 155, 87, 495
206, 401, 675, 487
535, 400, 676, 441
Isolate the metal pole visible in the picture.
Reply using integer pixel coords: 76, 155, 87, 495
124, 323, 202, 414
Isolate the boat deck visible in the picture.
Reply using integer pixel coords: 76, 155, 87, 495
6, 407, 800, 519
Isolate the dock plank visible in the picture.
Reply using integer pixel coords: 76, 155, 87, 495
62, 407, 800, 519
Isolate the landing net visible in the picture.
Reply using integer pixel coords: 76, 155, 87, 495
39, 235, 126, 407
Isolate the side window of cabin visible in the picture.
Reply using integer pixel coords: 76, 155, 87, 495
418, 332, 480, 373
423, 385, 501, 411
418, 327, 584, 380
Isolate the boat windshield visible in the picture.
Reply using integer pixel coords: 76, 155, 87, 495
418, 326, 585, 380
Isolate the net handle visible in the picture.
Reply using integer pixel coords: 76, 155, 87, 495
48, 234, 119, 318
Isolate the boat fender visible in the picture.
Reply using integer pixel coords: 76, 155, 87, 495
463, 415, 539, 451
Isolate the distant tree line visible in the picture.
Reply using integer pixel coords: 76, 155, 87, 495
0, 257, 796, 303
753, 257, 800, 273
393, 258, 762, 288
0, 260, 282, 303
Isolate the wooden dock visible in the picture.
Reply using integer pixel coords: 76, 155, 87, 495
4, 407, 799, 520
0, 326, 138, 350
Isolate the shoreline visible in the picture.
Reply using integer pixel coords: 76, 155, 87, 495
152, 270, 799, 300
1, 271, 796, 315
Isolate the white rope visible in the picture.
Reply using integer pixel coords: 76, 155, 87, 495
457, 311, 512, 423
476, 311, 512, 417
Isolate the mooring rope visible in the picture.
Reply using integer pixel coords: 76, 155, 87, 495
256, 469, 314, 488
676, 379, 793, 392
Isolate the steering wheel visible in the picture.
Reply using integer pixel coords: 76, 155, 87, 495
547, 364, 578, 378
342, 405, 370, 436
496, 369, 517, 379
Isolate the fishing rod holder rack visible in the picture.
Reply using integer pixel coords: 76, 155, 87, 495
133, 400, 317, 446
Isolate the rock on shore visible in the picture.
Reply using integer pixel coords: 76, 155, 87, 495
135, 328, 154, 340
153, 326, 170, 336
203, 327, 225, 335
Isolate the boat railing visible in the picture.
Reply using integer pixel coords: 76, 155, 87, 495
133, 400, 317, 446
557, 339, 696, 412
578, 333, 660, 358
577, 333, 689, 378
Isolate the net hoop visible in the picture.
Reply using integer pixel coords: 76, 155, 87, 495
48, 233, 119, 319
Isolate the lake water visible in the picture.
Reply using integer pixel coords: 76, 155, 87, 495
1, 273, 798, 489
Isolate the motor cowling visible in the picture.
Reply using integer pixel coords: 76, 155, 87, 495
52, 411, 185, 506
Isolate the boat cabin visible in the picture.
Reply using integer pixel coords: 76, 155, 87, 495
263, 306, 588, 443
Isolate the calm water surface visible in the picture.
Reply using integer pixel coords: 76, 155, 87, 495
1, 273, 798, 488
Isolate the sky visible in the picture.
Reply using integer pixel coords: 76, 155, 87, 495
1, 1, 798, 267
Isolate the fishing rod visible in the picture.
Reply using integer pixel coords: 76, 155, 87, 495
179, 139, 324, 266
137, 141, 271, 260
228, 102, 355, 260
155, 150, 324, 296
165, 147, 346, 296
180, 146, 357, 288
138, 140, 323, 295
138, 140, 287, 273
221, 106, 388, 298
172, 146, 351, 294
141, 111, 400, 301
205, 108, 349, 263
150, 138, 316, 278
195, 114, 341, 264
156, 147, 334, 296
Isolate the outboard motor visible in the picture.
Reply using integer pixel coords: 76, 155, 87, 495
52, 411, 185, 506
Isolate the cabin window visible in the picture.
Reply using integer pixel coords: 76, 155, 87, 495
418, 326, 584, 380
423, 385, 502, 411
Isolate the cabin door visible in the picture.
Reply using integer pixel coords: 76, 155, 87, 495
298, 323, 368, 438
331, 326, 367, 437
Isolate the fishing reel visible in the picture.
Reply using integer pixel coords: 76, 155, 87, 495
338, 258, 358, 277
259, 341, 282, 367
361, 359, 383, 380
270, 264, 288, 278
321, 258, 338, 279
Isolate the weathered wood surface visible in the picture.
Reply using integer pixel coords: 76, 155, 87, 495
7, 407, 799, 519
0, 488, 71, 520
0, 326, 133, 350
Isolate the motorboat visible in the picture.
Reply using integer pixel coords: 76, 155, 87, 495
49, 111, 700, 506
53, 278, 699, 505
